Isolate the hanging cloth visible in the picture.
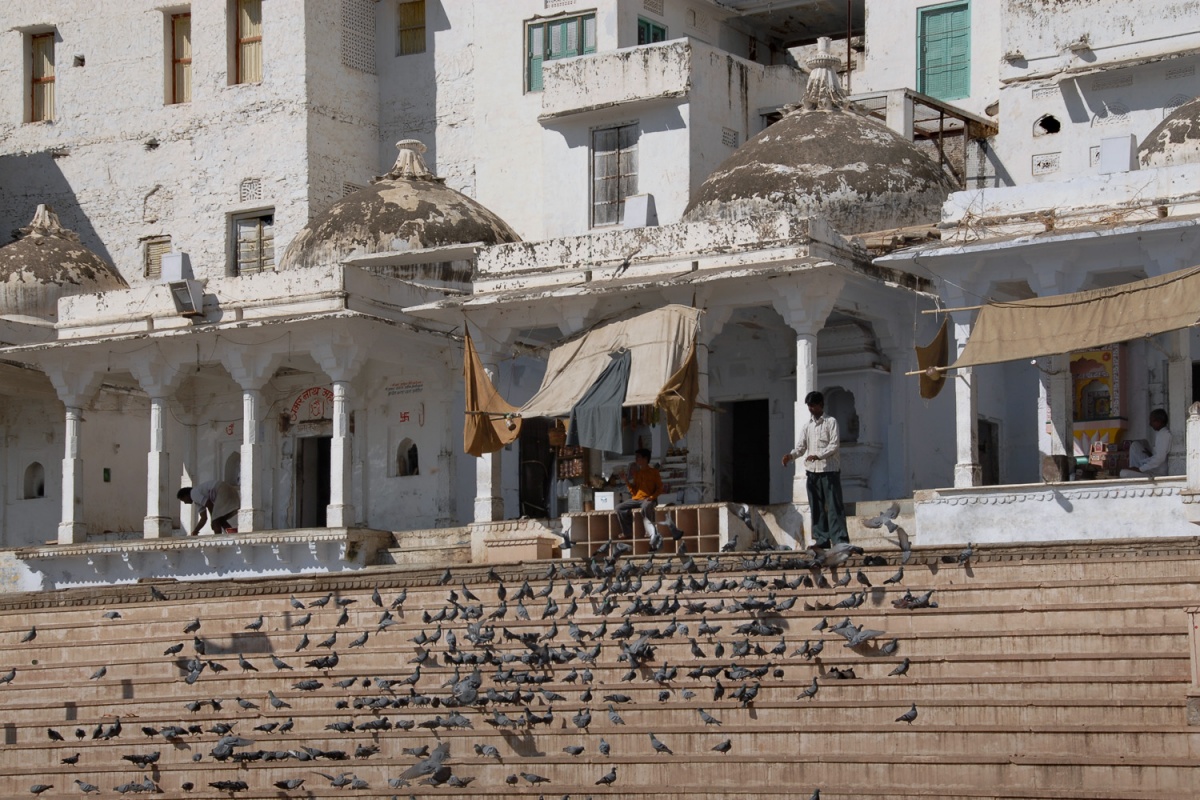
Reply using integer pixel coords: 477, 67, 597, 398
915, 317, 950, 399
566, 349, 631, 453
655, 340, 699, 441
463, 328, 522, 457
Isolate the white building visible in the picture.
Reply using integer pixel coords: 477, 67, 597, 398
0, 0, 1198, 588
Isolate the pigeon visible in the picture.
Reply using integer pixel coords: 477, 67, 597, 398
244, 615, 263, 631
798, 676, 819, 699
208, 781, 249, 792
520, 772, 550, 785
863, 501, 900, 531
712, 738, 732, 753
163, 642, 184, 656
896, 703, 918, 724
267, 690, 291, 709
289, 595, 305, 609
399, 742, 450, 780
595, 766, 618, 785
102, 611, 121, 620
698, 708, 722, 726
74, 781, 101, 794
889, 658, 911, 676
183, 618, 201, 634
0, 668, 16, 684
47, 727, 65, 741
957, 542, 974, 565
598, 737, 611, 757
563, 745, 585, 756
29, 785, 53, 795
883, 566, 905, 584
237, 654, 257, 672
649, 732, 673, 754
292, 613, 312, 628
317, 632, 337, 649
61, 752, 80, 764
273, 779, 305, 790
607, 704, 625, 725
309, 593, 332, 608
294, 634, 310, 652
89, 666, 107, 680
270, 655, 293, 670
20, 626, 36, 643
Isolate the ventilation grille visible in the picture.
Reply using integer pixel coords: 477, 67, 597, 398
341, 0, 377, 74
239, 177, 262, 203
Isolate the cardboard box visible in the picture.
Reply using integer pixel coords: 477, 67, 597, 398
594, 492, 616, 511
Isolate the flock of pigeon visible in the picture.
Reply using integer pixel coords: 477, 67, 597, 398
12, 501, 972, 799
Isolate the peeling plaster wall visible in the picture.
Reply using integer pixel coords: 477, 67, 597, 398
0, 0, 315, 283
992, 55, 1200, 186
853, 0, 1002, 119
1000, 0, 1200, 83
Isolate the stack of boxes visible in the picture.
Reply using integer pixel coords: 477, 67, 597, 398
1088, 440, 1131, 476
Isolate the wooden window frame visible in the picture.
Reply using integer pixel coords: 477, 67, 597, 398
171, 13, 192, 104
637, 17, 667, 45
231, 210, 274, 276
916, 0, 971, 101
526, 12, 597, 92
30, 32, 55, 123
590, 121, 639, 228
144, 236, 172, 279
235, 0, 263, 85
397, 0, 426, 56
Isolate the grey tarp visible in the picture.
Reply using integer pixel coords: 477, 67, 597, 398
566, 350, 631, 453
953, 266, 1200, 369
520, 305, 702, 417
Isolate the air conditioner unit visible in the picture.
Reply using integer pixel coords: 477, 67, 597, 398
161, 251, 193, 282
168, 279, 204, 317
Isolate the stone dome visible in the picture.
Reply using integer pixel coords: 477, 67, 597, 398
684, 40, 955, 235
279, 140, 520, 271
1138, 98, 1200, 168
0, 205, 128, 321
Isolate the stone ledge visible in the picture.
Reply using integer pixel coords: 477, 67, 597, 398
13, 528, 394, 592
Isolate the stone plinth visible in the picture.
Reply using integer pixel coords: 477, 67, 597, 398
471, 519, 561, 564
14, 528, 393, 591
915, 477, 1192, 546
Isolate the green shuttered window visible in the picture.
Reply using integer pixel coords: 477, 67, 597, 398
527, 13, 596, 92
917, 1, 970, 101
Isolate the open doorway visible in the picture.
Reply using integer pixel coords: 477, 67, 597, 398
717, 399, 771, 505
295, 435, 331, 528
518, 417, 553, 518
978, 418, 1000, 486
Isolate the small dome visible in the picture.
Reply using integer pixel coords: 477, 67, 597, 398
684, 39, 954, 235
279, 140, 520, 271
1138, 98, 1200, 168
0, 205, 128, 320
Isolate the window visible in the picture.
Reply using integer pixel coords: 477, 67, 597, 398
397, 0, 426, 56
234, 0, 263, 84
396, 439, 419, 476
591, 123, 638, 227
30, 32, 55, 122
232, 211, 274, 275
638, 18, 667, 45
144, 237, 172, 279
527, 13, 596, 92
917, 1, 970, 100
23, 462, 45, 499
171, 13, 192, 103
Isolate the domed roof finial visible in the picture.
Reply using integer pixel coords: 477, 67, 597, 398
21, 204, 78, 242
799, 37, 846, 112
384, 139, 439, 182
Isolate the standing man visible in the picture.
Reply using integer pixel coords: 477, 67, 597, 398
1120, 408, 1171, 478
781, 391, 848, 548
177, 480, 240, 536
615, 448, 663, 540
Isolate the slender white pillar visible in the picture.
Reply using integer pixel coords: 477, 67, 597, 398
1187, 402, 1200, 492
144, 397, 172, 537
953, 317, 981, 488
59, 406, 85, 544
239, 389, 263, 532
791, 330, 819, 503
1167, 329, 1191, 475
1037, 354, 1072, 477
327, 380, 354, 528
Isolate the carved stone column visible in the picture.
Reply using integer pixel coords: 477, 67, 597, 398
952, 313, 981, 488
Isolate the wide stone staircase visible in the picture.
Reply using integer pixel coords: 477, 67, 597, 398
0, 536, 1196, 799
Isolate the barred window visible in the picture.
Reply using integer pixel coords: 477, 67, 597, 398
232, 211, 274, 275
144, 237, 172, 279
591, 123, 638, 227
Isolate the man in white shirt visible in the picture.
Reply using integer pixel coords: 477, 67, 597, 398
781, 391, 849, 547
1120, 408, 1171, 478
177, 480, 240, 535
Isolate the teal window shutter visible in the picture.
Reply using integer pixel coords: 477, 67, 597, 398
918, 2, 970, 100
528, 23, 545, 91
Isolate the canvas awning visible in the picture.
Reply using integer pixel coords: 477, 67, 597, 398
952, 266, 1200, 370
520, 305, 702, 417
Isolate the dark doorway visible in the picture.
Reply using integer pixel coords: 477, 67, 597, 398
518, 417, 553, 518
296, 436, 331, 527
978, 418, 1000, 486
719, 399, 771, 505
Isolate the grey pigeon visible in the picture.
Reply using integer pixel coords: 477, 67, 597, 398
292, 613, 312, 627
244, 615, 263, 630
520, 772, 550, 785
183, 618, 200, 633
273, 779, 305, 790
75, 780, 101, 794
698, 708, 722, 726
863, 501, 900, 531
89, 666, 107, 680
30, 785, 53, 795
712, 738, 732, 753
595, 766, 617, 785
563, 744, 585, 756
270, 655, 293, 670
896, 703, 918, 723
20, 626, 36, 643
102, 611, 121, 619
889, 657, 911, 676
0, 667, 15, 684
649, 732, 673, 754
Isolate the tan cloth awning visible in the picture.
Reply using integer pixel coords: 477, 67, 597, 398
521, 305, 702, 418
953, 266, 1200, 369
